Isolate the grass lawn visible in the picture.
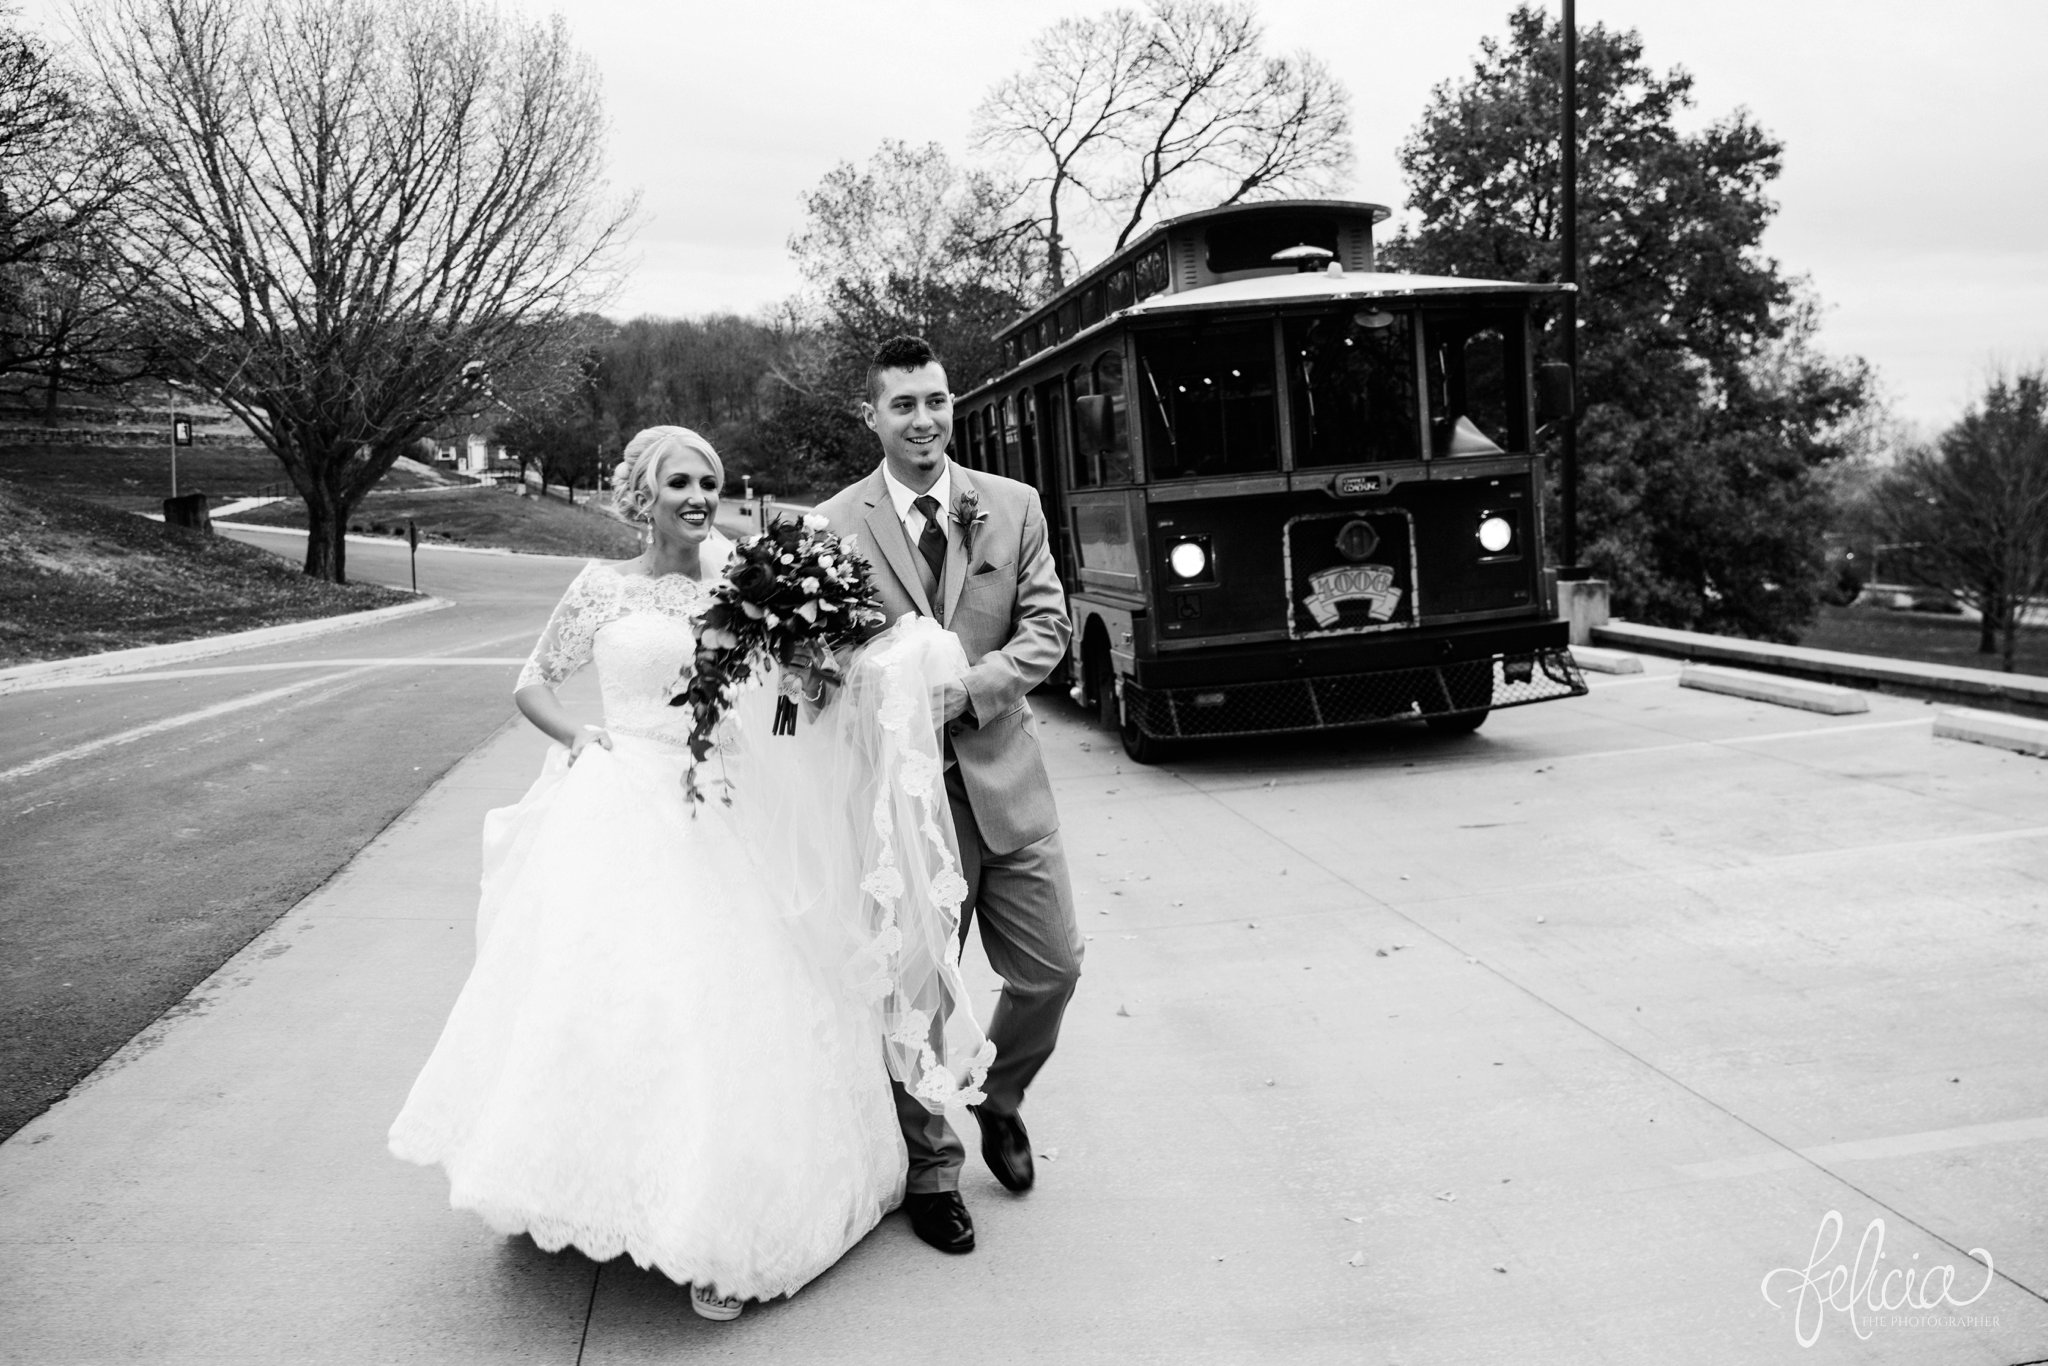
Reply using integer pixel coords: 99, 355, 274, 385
231, 483, 643, 560
1795, 603, 2048, 678
0, 478, 411, 667
0, 442, 460, 512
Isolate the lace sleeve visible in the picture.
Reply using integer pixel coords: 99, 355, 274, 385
515, 563, 613, 692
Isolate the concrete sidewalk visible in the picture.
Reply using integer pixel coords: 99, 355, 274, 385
5, 665, 2048, 1363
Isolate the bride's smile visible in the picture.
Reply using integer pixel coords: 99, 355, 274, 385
652, 450, 721, 541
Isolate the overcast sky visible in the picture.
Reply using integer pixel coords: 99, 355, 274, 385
30, 0, 2048, 431
559, 0, 2046, 433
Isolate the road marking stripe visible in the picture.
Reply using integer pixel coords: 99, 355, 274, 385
31, 658, 526, 686
1677, 1115, 2048, 1181
0, 667, 380, 784
1557, 716, 1933, 763
1585, 672, 1680, 688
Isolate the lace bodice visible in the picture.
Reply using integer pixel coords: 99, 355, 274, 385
516, 559, 723, 748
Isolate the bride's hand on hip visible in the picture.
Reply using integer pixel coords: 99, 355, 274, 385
568, 724, 614, 764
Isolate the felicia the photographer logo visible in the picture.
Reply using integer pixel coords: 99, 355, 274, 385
1760, 1211, 1996, 1347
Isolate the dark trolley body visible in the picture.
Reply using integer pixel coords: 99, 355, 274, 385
952, 199, 1588, 761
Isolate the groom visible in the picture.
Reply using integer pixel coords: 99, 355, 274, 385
814, 335, 1083, 1256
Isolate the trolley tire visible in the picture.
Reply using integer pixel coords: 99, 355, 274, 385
1092, 654, 1119, 732
1425, 708, 1490, 735
1117, 687, 1175, 764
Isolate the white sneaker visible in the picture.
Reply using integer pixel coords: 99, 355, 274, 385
690, 1285, 743, 1321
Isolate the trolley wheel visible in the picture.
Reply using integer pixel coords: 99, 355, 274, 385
1426, 660, 1493, 735
1090, 651, 1119, 731
1116, 683, 1175, 764
1424, 708, 1490, 735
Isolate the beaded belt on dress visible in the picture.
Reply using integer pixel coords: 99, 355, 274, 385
607, 721, 694, 750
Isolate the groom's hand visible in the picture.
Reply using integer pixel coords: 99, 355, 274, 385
792, 641, 843, 717
934, 678, 971, 725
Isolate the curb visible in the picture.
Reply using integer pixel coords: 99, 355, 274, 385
1934, 708, 2048, 759
0, 597, 451, 695
1593, 620, 2048, 718
1678, 663, 1869, 715
212, 520, 593, 559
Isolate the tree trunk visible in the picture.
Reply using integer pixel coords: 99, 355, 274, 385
2002, 603, 2021, 673
1978, 586, 2000, 653
302, 483, 349, 584
41, 353, 62, 428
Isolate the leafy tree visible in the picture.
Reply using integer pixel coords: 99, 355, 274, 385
781, 140, 1044, 495
1386, 5, 1872, 640
789, 139, 1041, 393
78, 0, 634, 582
498, 346, 609, 502
975, 0, 1352, 278
1872, 368, 2048, 671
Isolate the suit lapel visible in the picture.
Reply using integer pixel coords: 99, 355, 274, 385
941, 465, 973, 626
858, 468, 934, 618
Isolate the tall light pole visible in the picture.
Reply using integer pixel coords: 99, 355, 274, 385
1557, 0, 1585, 581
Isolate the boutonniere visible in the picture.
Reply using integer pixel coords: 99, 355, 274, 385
949, 488, 990, 559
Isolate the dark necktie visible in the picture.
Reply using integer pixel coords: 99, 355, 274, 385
912, 493, 947, 612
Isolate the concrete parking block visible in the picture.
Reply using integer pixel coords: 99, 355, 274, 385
1571, 645, 1644, 674
1680, 663, 1870, 714
1934, 707, 2048, 758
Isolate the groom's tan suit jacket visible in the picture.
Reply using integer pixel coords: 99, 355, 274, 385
814, 463, 1072, 855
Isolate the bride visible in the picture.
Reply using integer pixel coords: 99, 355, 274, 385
388, 426, 990, 1321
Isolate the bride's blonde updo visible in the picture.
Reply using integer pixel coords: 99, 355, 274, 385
609, 425, 724, 525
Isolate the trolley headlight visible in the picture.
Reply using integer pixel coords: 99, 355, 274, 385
1167, 538, 1210, 581
1476, 513, 1516, 556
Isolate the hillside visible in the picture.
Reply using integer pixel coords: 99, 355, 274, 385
0, 479, 410, 667
231, 484, 642, 559
0, 378, 468, 511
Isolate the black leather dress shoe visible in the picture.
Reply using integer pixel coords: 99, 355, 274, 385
904, 1190, 975, 1254
971, 1105, 1035, 1193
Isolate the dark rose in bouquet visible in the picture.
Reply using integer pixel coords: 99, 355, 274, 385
669, 514, 885, 803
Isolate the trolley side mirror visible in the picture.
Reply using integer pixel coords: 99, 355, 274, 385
1075, 394, 1112, 451
1536, 362, 1576, 427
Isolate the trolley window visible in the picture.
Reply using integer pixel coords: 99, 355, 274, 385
1425, 311, 1526, 457
1284, 310, 1421, 468
1068, 365, 1096, 488
1094, 349, 1132, 483
1133, 247, 1169, 300
1135, 323, 1280, 479
1105, 267, 1134, 313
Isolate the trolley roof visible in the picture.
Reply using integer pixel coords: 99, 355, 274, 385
1121, 268, 1573, 319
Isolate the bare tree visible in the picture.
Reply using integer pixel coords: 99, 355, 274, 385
1106, 0, 1351, 249
75, 0, 635, 581
0, 12, 135, 394
1876, 368, 2048, 671
975, 1, 1353, 268
972, 8, 1152, 292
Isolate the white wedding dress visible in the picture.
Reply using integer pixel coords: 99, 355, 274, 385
388, 556, 990, 1302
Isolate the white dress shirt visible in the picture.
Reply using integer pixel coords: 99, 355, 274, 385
880, 462, 953, 546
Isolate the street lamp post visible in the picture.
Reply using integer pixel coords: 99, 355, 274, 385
1557, 0, 1585, 582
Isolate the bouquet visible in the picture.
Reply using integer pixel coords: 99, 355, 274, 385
669, 513, 885, 803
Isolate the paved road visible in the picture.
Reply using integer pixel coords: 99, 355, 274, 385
0, 529, 584, 1138
3, 653, 2045, 1363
